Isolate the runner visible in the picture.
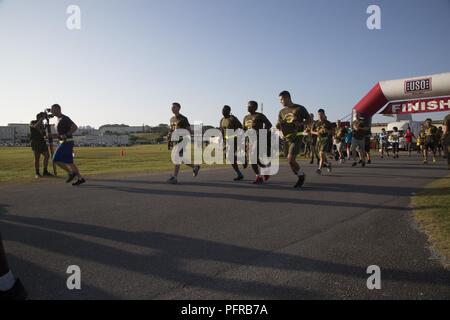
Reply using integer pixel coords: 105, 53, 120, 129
389, 127, 400, 159
443, 113, 450, 169
311, 109, 333, 174
220, 105, 244, 181
30, 113, 52, 178
277, 91, 311, 188
404, 128, 415, 157
167, 103, 200, 184
436, 127, 444, 157
334, 120, 346, 164
379, 128, 389, 158
50, 104, 86, 186
351, 113, 370, 167
307, 113, 319, 165
417, 125, 426, 156
243, 100, 272, 184
365, 135, 372, 164
344, 125, 352, 161
423, 118, 438, 164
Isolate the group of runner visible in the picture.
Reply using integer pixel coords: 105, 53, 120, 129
377, 119, 448, 164
166, 91, 383, 188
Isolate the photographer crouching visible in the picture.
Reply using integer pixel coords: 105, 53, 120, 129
50, 104, 86, 186
30, 112, 53, 178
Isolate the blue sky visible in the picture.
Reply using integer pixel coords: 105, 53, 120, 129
1, 0, 449, 127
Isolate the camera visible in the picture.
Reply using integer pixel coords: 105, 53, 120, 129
42, 108, 55, 120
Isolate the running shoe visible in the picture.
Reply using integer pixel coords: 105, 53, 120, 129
72, 178, 86, 186
315, 169, 322, 175
294, 174, 306, 188
167, 176, 178, 184
234, 174, 244, 182
263, 175, 270, 182
193, 165, 200, 177
253, 176, 264, 185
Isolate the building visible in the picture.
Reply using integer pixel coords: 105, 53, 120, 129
99, 125, 151, 135
74, 135, 130, 147
0, 126, 15, 145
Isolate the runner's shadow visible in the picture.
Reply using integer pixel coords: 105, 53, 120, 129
1, 214, 449, 299
81, 183, 412, 211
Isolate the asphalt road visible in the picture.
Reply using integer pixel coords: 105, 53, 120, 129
0, 155, 449, 300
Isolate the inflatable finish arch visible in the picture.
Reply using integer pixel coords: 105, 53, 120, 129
352, 72, 450, 122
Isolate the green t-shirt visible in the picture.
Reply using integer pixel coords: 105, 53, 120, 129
313, 120, 333, 139
170, 114, 190, 132
220, 115, 242, 131
443, 114, 450, 143
243, 112, 272, 131
278, 104, 310, 140
220, 115, 243, 140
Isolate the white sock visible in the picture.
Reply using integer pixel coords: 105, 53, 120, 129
0, 270, 15, 291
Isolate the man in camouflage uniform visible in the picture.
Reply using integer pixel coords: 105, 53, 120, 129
220, 105, 244, 181
167, 103, 200, 184
277, 91, 311, 188
423, 118, 438, 164
334, 120, 347, 164
311, 109, 333, 175
243, 101, 272, 184
442, 113, 450, 169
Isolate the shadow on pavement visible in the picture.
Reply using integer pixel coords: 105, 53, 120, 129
1, 213, 450, 300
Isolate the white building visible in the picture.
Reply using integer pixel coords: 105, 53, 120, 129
99, 126, 151, 135
0, 127, 15, 145
74, 135, 130, 147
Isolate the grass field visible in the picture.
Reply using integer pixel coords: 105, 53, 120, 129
0, 145, 221, 184
413, 175, 450, 266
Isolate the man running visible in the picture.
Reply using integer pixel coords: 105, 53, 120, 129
311, 109, 333, 174
167, 103, 200, 184
334, 120, 346, 164
351, 113, 370, 167
404, 128, 415, 157
423, 118, 438, 164
30, 113, 52, 178
277, 91, 311, 188
379, 128, 389, 158
51, 104, 86, 186
443, 113, 450, 169
243, 101, 272, 184
220, 105, 244, 181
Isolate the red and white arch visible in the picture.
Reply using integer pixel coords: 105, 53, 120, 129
353, 72, 450, 117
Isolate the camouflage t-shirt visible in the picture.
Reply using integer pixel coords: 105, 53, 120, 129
334, 126, 347, 142
243, 113, 272, 131
443, 114, 450, 144
278, 104, 310, 140
169, 114, 191, 143
220, 115, 243, 140
425, 125, 438, 142
170, 114, 190, 132
313, 120, 333, 139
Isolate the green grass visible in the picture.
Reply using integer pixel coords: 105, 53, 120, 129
412, 175, 450, 265
0, 145, 219, 184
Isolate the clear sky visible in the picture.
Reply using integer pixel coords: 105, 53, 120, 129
1, 0, 449, 128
